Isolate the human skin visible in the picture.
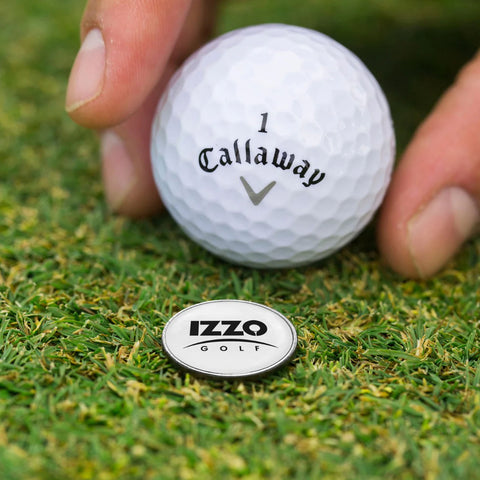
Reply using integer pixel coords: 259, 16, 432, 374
66, 0, 480, 278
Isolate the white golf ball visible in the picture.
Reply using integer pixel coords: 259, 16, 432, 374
151, 24, 395, 268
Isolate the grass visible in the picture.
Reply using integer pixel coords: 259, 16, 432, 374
1, 1, 480, 479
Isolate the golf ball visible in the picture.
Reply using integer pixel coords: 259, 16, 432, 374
151, 24, 395, 268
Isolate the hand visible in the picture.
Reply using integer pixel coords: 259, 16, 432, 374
65, 0, 218, 217
66, 3, 479, 278
377, 51, 480, 278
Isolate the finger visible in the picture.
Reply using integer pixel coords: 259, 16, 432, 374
100, 72, 171, 218
66, 0, 192, 128
99, 1, 218, 217
377, 51, 480, 278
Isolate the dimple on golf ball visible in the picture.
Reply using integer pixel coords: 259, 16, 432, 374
151, 24, 395, 268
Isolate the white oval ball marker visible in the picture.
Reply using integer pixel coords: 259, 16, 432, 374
162, 300, 297, 379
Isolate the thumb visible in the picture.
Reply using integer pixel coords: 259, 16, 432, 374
377, 51, 480, 278
66, 0, 192, 128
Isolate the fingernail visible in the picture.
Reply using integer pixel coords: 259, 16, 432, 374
101, 130, 138, 213
66, 29, 105, 112
408, 187, 479, 277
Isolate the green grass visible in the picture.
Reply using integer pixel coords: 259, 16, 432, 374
1, 1, 480, 479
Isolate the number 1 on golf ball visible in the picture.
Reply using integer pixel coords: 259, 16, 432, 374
151, 24, 395, 268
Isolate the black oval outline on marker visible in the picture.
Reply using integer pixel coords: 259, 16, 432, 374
162, 299, 297, 380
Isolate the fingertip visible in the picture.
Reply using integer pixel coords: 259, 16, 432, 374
101, 130, 163, 218
66, 29, 106, 121
378, 186, 480, 279
67, 0, 192, 128
406, 187, 479, 277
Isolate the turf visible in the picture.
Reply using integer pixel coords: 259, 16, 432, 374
1, 1, 480, 479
